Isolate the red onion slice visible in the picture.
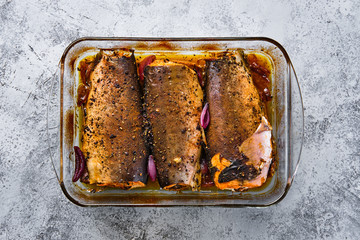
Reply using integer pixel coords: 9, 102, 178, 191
72, 146, 86, 182
200, 103, 210, 129
194, 65, 204, 87
148, 155, 156, 181
138, 55, 156, 86
72, 147, 80, 182
249, 62, 270, 77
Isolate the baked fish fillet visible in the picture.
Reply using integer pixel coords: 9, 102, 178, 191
206, 51, 273, 191
144, 60, 203, 191
82, 50, 147, 189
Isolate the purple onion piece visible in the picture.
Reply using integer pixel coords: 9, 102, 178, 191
138, 55, 156, 87
194, 65, 204, 87
200, 103, 210, 129
148, 155, 156, 182
72, 147, 80, 182
72, 146, 86, 182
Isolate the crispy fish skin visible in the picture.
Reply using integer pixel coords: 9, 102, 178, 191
82, 50, 147, 189
206, 51, 272, 191
144, 60, 203, 191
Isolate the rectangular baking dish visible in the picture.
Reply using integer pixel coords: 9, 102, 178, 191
47, 37, 304, 207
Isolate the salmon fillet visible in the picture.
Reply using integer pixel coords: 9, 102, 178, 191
206, 51, 273, 191
82, 50, 148, 189
144, 60, 203, 191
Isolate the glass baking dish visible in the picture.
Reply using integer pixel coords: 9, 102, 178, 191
47, 37, 304, 207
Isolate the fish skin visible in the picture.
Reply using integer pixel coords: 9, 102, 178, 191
144, 60, 203, 191
82, 50, 147, 189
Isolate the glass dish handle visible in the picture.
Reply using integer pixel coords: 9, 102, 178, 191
289, 63, 304, 185
47, 66, 62, 184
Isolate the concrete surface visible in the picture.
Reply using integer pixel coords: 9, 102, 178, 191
0, 0, 359, 239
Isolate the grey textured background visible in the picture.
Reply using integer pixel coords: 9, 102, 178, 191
1, 0, 359, 239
